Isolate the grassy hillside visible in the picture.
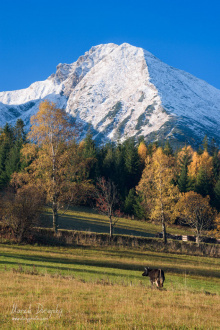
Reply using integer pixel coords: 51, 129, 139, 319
0, 243, 219, 328
41, 206, 194, 238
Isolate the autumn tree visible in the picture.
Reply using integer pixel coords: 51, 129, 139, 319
0, 184, 44, 243
138, 141, 147, 164
212, 213, 220, 239
176, 145, 193, 169
188, 151, 213, 189
95, 177, 121, 239
175, 191, 215, 245
15, 100, 94, 232
136, 147, 180, 243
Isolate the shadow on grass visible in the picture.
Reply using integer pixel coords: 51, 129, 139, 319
0, 244, 201, 263
1, 244, 220, 267
0, 260, 140, 280
1, 251, 220, 279
41, 215, 155, 238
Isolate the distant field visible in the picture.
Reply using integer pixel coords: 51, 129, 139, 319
41, 206, 194, 238
0, 243, 219, 328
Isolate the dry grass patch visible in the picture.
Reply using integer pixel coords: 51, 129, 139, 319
0, 271, 219, 329
0, 243, 219, 328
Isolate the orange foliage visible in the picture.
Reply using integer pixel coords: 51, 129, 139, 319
137, 147, 179, 224
138, 141, 147, 163
175, 191, 215, 244
188, 150, 213, 180
212, 213, 220, 238
13, 101, 94, 232
176, 146, 193, 169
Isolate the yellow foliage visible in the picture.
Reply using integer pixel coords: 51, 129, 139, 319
176, 146, 193, 172
200, 150, 213, 178
188, 151, 200, 178
79, 140, 85, 151
212, 213, 220, 238
175, 191, 215, 242
137, 147, 179, 224
21, 143, 38, 163
138, 141, 147, 163
188, 150, 213, 180
13, 101, 94, 232
28, 100, 74, 146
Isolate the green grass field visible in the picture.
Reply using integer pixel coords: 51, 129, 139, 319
0, 207, 219, 328
0, 242, 220, 329
41, 206, 195, 238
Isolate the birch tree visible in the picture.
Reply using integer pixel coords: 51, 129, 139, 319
175, 191, 215, 245
14, 100, 94, 232
137, 147, 179, 243
95, 177, 121, 239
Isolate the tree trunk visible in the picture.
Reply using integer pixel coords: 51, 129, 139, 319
158, 168, 167, 244
109, 214, 113, 240
162, 214, 167, 244
51, 143, 58, 233
52, 200, 58, 233
160, 198, 167, 244
196, 228, 200, 247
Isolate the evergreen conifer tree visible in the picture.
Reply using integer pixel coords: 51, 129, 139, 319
213, 178, 220, 211
124, 188, 146, 220
177, 161, 190, 192
82, 128, 96, 159
212, 151, 220, 182
163, 140, 173, 156
202, 135, 208, 152
102, 143, 116, 181
0, 123, 14, 188
210, 138, 217, 156
195, 166, 212, 197
124, 188, 136, 215
123, 137, 141, 191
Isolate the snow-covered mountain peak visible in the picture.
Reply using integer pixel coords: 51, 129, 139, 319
0, 42, 220, 147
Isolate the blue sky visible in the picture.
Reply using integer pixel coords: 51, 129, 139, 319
0, 0, 219, 91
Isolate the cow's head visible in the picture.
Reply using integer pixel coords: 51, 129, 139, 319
142, 267, 149, 276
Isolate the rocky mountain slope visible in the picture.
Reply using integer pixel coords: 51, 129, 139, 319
0, 43, 220, 147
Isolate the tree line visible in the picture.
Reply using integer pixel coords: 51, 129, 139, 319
0, 101, 220, 243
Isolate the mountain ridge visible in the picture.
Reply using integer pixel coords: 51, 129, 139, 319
0, 42, 220, 148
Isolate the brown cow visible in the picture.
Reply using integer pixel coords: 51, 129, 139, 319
142, 267, 165, 288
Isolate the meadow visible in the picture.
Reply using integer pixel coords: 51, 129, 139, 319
0, 241, 220, 329
41, 206, 195, 237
